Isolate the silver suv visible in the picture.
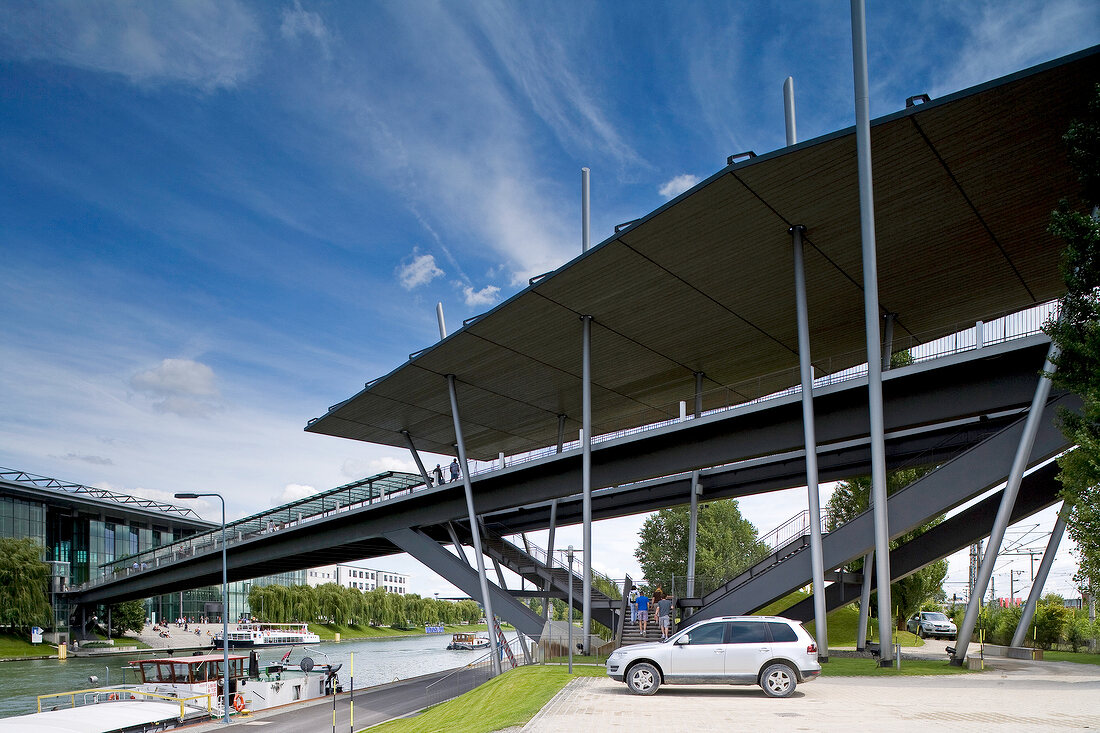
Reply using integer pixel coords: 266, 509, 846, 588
606, 615, 821, 697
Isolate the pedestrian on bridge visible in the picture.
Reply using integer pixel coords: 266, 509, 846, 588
433, 464, 444, 486
628, 585, 639, 623
449, 458, 460, 482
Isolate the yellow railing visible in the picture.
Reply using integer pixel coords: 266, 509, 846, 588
37, 688, 214, 720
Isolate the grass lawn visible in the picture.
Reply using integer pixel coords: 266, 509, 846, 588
819, 657, 972, 676
0, 632, 55, 658
1043, 650, 1100, 666
365, 665, 603, 733
309, 623, 493, 641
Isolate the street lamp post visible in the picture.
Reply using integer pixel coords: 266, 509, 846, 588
176, 492, 230, 725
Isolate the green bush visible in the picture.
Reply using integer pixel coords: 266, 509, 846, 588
1032, 601, 1072, 649
1065, 613, 1094, 652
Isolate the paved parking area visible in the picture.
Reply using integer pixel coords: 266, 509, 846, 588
522, 657, 1100, 732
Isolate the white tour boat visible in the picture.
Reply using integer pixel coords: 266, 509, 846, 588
446, 632, 491, 650
215, 621, 321, 648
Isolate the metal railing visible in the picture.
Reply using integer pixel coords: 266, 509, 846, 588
422, 635, 531, 708
37, 687, 214, 719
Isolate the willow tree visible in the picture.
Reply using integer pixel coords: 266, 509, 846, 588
0, 537, 51, 631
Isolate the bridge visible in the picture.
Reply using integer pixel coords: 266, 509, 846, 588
64, 47, 1097, 664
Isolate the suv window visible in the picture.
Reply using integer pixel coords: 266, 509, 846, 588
765, 621, 798, 642
682, 622, 727, 645
727, 621, 769, 643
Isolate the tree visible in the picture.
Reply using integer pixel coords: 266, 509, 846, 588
0, 537, 51, 632
1043, 84, 1100, 601
110, 600, 147, 636
635, 499, 768, 595
827, 468, 948, 629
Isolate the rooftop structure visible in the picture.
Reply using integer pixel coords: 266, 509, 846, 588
306, 48, 1098, 460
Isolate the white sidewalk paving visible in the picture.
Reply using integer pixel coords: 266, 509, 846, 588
522, 658, 1100, 732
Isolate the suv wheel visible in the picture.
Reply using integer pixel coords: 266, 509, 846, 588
625, 662, 660, 695
760, 662, 797, 698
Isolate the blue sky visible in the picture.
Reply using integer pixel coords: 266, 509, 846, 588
1, 1, 1097, 598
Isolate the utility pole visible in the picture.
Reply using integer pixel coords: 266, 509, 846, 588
1010, 570, 1025, 606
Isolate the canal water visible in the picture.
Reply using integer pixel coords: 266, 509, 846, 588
0, 633, 517, 719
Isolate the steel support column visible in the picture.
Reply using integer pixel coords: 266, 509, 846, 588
851, 0, 893, 663
952, 341, 1059, 663
791, 223, 829, 660
687, 471, 700, 599
446, 374, 501, 674
445, 522, 469, 565
580, 314, 593, 653
855, 551, 873, 649
1011, 502, 1070, 647
694, 372, 704, 418
400, 430, 433, 488
557, 415, 567, 454
543, 499, 558, 624
882, 313, 895, 371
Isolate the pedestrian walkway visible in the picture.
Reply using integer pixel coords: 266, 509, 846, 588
522, 656, 1100, 732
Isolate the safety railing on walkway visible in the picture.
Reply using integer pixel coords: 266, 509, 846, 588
422, 635, 531, 709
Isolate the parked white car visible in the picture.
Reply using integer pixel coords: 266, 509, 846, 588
606, 615, 821, 697
906, 611, 957, 639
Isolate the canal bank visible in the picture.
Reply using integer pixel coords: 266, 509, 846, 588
0, 631, 517, 719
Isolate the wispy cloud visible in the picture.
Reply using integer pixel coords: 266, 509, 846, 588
397, 251, 445, 290
54, 453, 114, 466
658, 174, 701, 200
280, 0, 331, 59
0, 0, 263, 91
930, 0, 1098, 97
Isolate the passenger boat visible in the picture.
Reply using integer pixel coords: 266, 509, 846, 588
446, 632, 491, 650
215, 621, 321, 648
0, 650, 342, 732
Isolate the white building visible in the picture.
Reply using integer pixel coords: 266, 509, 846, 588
306, 563, 408, 594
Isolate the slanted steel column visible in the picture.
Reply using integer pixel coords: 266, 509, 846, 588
580, 314, 593, 653
1012, 503, 1070, 647
687, 471, 700, 599
445, 522, 469, 564
543, 499, 558, 624
791, 224, 829, 660
693, 372, 704, 418
855, 551, 874, 650
851, 0, 893, 664
436, 302, 447, 340
582, 168, 591, 253
446, 374, 501, 674
783, 76, 797, 146
557, 414, 566, 453
952, 340, 1059, 664
400, 430, 433, 488
882, 313, 895, 371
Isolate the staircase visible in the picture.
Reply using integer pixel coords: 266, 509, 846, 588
619, 616, 675, 646
474, 529, 621, 629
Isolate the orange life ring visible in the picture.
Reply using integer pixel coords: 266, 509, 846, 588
232, 693, 246, 712
107, 693, 119, 701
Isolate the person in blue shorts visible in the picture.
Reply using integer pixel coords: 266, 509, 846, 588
636, 589, 651, 636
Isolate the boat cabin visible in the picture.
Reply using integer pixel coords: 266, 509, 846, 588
130, 654, 248, 698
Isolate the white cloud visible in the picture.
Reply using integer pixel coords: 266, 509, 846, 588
131, 358, 218, 397
0, 0, 263, 91
280, 0, 331, 58
273, 483, 319, 505
462, 284, 501, 308
131, 358, 221, 417
341, 456, 420, 479
397, 251, 445, 290
658, 174, 701, 200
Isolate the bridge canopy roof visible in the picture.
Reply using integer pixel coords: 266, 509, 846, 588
306, 47, 1098, 461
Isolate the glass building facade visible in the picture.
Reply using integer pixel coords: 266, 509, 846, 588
2, 472, 304, 627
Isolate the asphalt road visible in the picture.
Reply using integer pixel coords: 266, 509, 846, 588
183, 664, 491, 732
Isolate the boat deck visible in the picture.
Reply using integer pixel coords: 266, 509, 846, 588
0, 699, 205, 732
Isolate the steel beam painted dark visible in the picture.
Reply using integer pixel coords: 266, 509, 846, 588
384, 528, 544, 638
